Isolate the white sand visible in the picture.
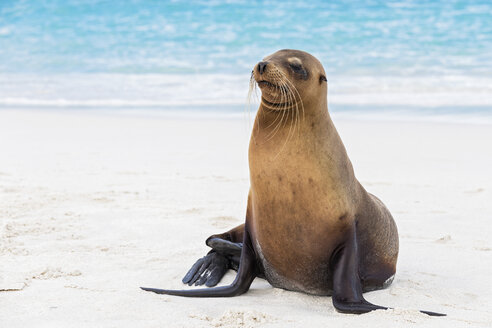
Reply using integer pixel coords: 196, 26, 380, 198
1, 109, 491, 327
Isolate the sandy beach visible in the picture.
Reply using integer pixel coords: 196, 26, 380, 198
1, 108, 491, 327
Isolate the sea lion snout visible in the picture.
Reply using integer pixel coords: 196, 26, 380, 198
257, 61, 268, 74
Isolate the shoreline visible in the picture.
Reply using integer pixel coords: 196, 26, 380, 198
1, 106, 492, 126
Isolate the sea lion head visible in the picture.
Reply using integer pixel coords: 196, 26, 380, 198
251, 49, 327, 111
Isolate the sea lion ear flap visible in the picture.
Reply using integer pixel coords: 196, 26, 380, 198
319, 75, 327, 84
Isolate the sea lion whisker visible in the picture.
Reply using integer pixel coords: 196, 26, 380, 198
287, 79, 301, 139
273, 80, 297, 159
262, 79, 285, 130
281, 77, 304, 137
283, 75, 300, 140
248, 74, 261, 142
278, 73, 297, 130
289, 78, 300, 141
247, 73, 257, 125
265, 91, 288, 141
272, 72, 295, 144
264, 106, 285, 141
262, 75, 287, 140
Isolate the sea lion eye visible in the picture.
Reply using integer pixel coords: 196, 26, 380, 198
289, 62, 303, 72
288, 62, 308, 80
319, 75, 327, 83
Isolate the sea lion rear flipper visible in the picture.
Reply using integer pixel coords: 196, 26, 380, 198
206, 237, 243, 256
180, 238, 244, 287
181, 251, 230, 287
141, 226, 258, 297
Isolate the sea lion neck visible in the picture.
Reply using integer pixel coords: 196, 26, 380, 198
249, 101, 357, 198
251, 98, 332, 150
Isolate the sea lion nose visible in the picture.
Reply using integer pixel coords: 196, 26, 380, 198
258, 61, 268, 74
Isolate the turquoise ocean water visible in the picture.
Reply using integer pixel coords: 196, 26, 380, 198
1, 0, 491, 121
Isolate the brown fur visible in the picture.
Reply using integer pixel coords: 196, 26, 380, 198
230, 49, 398, 294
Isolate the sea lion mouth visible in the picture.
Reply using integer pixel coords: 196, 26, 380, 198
257, 80, 297, 110
257, 80, 277, 88
261, 96, 293, 109
255, 79, 289, 109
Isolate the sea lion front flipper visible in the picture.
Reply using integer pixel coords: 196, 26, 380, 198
141, 225, 258, 297
331, 224, 446, 316
332, 224, 388, 314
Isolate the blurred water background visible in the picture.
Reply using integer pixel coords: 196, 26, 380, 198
1, 0, 491, 122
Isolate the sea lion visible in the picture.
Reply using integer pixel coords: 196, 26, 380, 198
141, 49, 445, 316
